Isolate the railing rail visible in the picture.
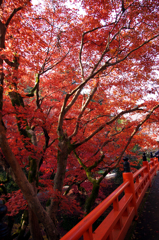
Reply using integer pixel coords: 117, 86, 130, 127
61, 155, 159, 240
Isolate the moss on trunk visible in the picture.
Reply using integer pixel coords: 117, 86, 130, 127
84, 181, 100, 214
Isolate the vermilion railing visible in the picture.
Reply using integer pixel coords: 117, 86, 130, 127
61, 156, 159, 240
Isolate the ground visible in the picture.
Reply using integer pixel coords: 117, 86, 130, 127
125, 172, 159, 240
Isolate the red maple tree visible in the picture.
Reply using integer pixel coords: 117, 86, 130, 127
0, 0, 159, 239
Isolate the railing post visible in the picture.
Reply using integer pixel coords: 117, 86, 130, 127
155, 157, 158, 171
83, 225, 93, 240
155, 157, 159, 172
0, 204, 10, 240
122, 157, 138, 217
142, 152, 151, 187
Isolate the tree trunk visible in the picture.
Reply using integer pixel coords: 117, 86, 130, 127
16, 210, 29, 240
0, 20, 5, 111
0, 5, 59, 240
9, 88, 45, 240
48, 138, 69, 222
0, 124, 60, 240
28, 206, 43, 240
84, 181, 100, 214
28, 182, 44, 240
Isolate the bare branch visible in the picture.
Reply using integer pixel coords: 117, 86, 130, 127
73, 105, 143, 148
40, 49, 70, 75
34, 17, 54, 27
73, 149, 88, 171
57, 93, 70, 135
5, 7, 23, 27
69, 83, 98, 139
114, 103, 159, 167
90, 33, 110, 75
36, 74, 40, 108
93, 33, 159, 76
48, 138, 58, 148
79, 33, 85, 79
88, 154, 105, 171
4, 58, 16, 67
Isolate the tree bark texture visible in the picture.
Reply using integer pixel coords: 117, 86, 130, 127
0, 20, 6, 111
0, 124, 60, 240
48, 138, 70, 222
84, 181, 100, 214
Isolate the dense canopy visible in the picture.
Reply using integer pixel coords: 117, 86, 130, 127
0, 0, 159, 239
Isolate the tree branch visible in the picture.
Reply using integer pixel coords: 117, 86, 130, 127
40, 49, 70, 75
69, 83, 98, 139
5, 7, 23, 27
73, 105, 143, 148
114, 103, 159, 167
93, 33, 159, 76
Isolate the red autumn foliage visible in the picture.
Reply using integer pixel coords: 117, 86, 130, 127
0, 0, 159, 239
